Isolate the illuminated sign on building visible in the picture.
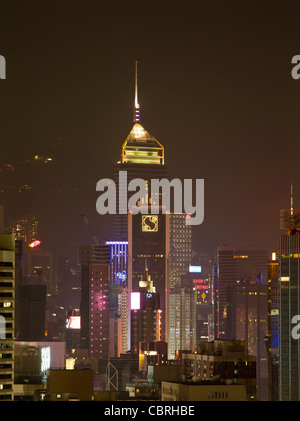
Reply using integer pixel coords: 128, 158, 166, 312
66, 316, 81, 329
189, 265, 201, 273
116, 270, 127, 284
193, 278, 209, 304
131, 292, 141, 310
29, 240, 41, 248
41, 346, 51, 373
142, 215, 158, 232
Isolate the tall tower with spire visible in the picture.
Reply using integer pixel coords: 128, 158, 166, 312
112, 63, 192, 356
114, 61, 167, 240
113, 62, 168, 348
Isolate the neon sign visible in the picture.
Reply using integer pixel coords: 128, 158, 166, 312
29, 240, 41, 248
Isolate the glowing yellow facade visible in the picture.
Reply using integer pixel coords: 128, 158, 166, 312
121, 123, 164, 165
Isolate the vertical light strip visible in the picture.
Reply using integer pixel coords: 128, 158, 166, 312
289, 236, 291, 399
279, 236, 282, 400
298, 235, 300, 400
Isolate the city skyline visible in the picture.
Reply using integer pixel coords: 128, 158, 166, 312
1, 0, 300, 404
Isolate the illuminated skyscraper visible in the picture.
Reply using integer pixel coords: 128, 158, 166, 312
214, 245, 268, 340
278, 186, 300, 400
226, 277, 268, 401
113, 63, 193, 359
79, 245, 111, 357
266, 252, 279, 401
128, 209, 168, 343
0, 206, 15, 401
113, 62, 168, 351
113, 61, 167, 241
106, 241, 129, 354
9, 214, 39, 246
130, 266, 161, 353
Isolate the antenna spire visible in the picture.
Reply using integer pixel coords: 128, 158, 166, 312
134, 60, 140, 123
291, 182, 294, 216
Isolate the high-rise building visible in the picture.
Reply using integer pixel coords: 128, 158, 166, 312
278, 189, 300, 400
130, 266, 161, 353
113, 62, 167, 241
214, 245, 268, 340
226, 277, 268, 400
9, 214, 39, 246
181, 340, 257, 400
266, 252, 279, 401
182, 267, 213, 344
169, 283, 197, 357
106, 241, 129, 354
23, 248, 54, 295
128, 210, 169, 343
167, 214, 192, 358
112, 63, 193, 361
0, 206, 15, 401
79, 245, 111, 357
113, 63, 169, 350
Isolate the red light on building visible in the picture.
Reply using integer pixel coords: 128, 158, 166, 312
29, 240, 41, 248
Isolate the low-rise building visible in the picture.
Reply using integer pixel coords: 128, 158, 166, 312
161, 380, 249, 401
181, 340, 256, 399
46, 369, 94, 401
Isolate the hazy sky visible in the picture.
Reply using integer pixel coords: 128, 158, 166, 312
0, 0, 299, 256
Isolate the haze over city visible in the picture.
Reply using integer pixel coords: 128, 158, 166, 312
1, 0, 299, 257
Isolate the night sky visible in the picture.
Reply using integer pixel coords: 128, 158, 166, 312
0, 0, 299, 257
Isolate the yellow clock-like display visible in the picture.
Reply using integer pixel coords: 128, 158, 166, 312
142, 215, 158, 232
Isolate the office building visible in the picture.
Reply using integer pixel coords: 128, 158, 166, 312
79, 245, 112, 358
9, 214, 39, 246
46, 369, 93, 401
266, 252, 279, 401
161, 381, 249, 401
106, 241, 129, 354
113, 62, 167, 241
214, 245, 268, 340
181, 340, 256, 400
14, 340, 66, 400
226, 278, 268, 400
130, 266, 161, 353
0, 228, 15, 401
182, 267, 212, 344
169, 283, 197, 359
112, 63, 170, 355
128, 210, 168, 343
18, 284, 47, 341
278, 192, 300, 400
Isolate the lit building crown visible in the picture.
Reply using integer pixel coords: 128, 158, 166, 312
120, 61, 164, 165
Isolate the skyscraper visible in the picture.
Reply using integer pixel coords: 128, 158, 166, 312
278, 187, 300, 400
226, 277, 268, 400
112, 63, 193, 359
114, 62, 168, 348
0, 206, 15, 401
113, 62, 167, 241
128, 209, 169, 343
267, 252, 279, 401
130, 265, 161, 353
214, 245, 268, 340
106, 241, 129, 354
79, 245, 111, 357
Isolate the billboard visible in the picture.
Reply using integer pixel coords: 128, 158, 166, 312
131, 292, 141, 310
66, 316, 81, 329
